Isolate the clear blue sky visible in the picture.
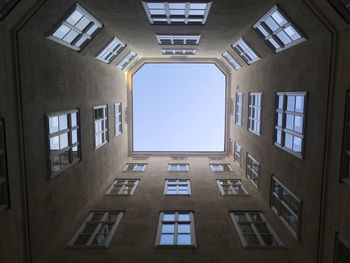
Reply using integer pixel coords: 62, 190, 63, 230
132, 63, 226, 152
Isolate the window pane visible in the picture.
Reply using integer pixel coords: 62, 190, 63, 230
50, 136, 59, 150
293, 136, 302, 153
286, 114, 294, 130
163, 213, 175, 221
160, 234, 174, 245
294, 116, 303, 133
71, 130, 78, 144
63, 30, 79, 43
287, 96, 295, 111
76, 16, 91, 31
161, 224, 175, 233
276, 31, 292, 45
49, 116, 59, 133
60, 133, 68, 149
177, 234, 191, 245
53, 25, 70, 39
295, 96, 304, 113
178, 224, 191, 233
71, 112, 77, 127
59, 115, 68, 130
284, 25, 301, 41
271, 10, 287, 26
285, 133, 293, 149
277, 113, 283, 127
265, 17, 279, 31
66, 10, 83, 26
178, 213, 190, 221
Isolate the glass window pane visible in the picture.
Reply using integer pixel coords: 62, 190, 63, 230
53, 25, 70, 39
49, 116, 59, 133
285, 133, 293, 149
245, 234, 260, 245
294, 116, 303, 133
271, 10, 287, 26
161, 224, 175, 233
276, 129, 282, 144
76, 16, 91, 31
160, 234, 174, 245
278, 95, 284, 109
72, 130, 78, 144
295, 96, 304, 113
163, 213, 175, 221
178, 224, 191, 233
286, 114, 294, 130
268, 37, 281, 49
284, 25, 302, 41
257, 25, 269, 37
169, 3, 186, 9
287, 96, 295, 111
293, 136, 302, 153
177, 234, 191, 245
178, 213, 190, 221
277, 113, 283, 127
91, 234, 107, 245
71, 112, 77, 127
276, 31, 292, 45
60, 133, 68, 149
59, 115, 68, 130
63, 30, 79, 43
66, 10, 83, 26
265, 17, 279, 31
50, 136, 59, 150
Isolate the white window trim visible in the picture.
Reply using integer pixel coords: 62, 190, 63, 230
222, 51, 241, 70
105, 179, 139, 196
164, 179, 191, 195
94, 105, 108, 149
232, 38, 261, 65
156, 34, 201, 45
116, 51, 137, 70
114, 102, 122, 136
96, 37, 126, 64
123, 163, 147, 172
168, 163, 189, 172
210, 163, 233, 172
246, 153, 260, 189
248, 92, 262, 136
217, 179, 248, 195
235, 92, 243, 126
162, 49, 196, 55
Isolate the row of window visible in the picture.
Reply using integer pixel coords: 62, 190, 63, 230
122, 163, 233, 172
233, 91, 307, 159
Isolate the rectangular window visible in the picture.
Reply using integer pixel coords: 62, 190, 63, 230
235, 92, 243, 126
248, 92, 262, 135
156, 34, 201, 45
335, 234, 350, 263
274, 92, 306, 158
232, 38, 260, 65
68, 210, 124, 248
47, 110, 81, 177
142, 1, 212, 25
271, 176, 301, 239
341, 91, 350, 183
94, 105, 108, 149
106, 179, 139, 195
230, 211, 283, 248
210, 164, 232, 172
253, 5, 306, 53
168, 163, 189, 172
164, 179, 191, 195
155, 211, 196, 247
48, 4, 103, 51
246, 154, 260, 189
217, 179, 247, 195
123, 163, 147, 172
222, 51, 241, 70
96, 37, 126, 64
114, 102, 122, 136
162, 49, 196, 55
0, 119, 9, 211
234, 142, 241, 166
116, 51, 137, 70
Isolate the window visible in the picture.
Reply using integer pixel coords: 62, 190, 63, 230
329, 0, 350, 23
0, 119, 9, 211
246, 154, 260, 189
230, 211, 283, 248
170, 156, 187, 160
106, 179, 139, 195
341, 91, 350, 183
248, 92, 262, 135
271, 176, 301, 239
234, 142, 241, 166
274, 92, 306, 158
68, 210, 124, 248
0, 0, 19, 20
116, 51, 137, 70
156, 34, 201, 45
222, 51, 241, 70
232, 38, 260, 65
48, 4, 102, 51
123, 163, 147, 172
208, 157, 225, 161
210, 164, 232, 172
164, 180, 191, 195
162, 49, 196, 55
217, 179, 247, 195
235, 92, 243, 126
335, 234, 350, 263
114, 103, 122, 136
155, 211, 196, 247
96, 37, 126, 64
94, 105, 108, 149
47, 110, 81, 176
253, 5, 306, 53
168, 163, 189, 172
142, 1, 212, 25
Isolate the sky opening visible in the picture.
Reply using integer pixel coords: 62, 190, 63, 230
132, 63, 226, 152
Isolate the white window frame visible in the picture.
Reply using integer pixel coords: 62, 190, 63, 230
164, 179, 191, 195
253, 5, 306, 53
156, 34, 201, 45
94, 105, 108, 149
114, 102, 122, 136
248, 92, 262, 135
0, 119, 9, 211
274, 92, 306, 159
217, 179, 248, 195
68, 210, 124, 248
48, 3, 103, 51
232, 38, 260, 65
210, 163, 232, 172
116, 51, 137, 70
106, 179, 139, 196
123, 163, 147, 172
168, 163, 189, 172
162, 49, 196, 55
96, 37, 126, 64
235, 92, 243, 126
234, 142, 241, 167
155, 211, 196, 247
222, 51, 241, 70
230, 211, 283, 248
246, 154, 260, 189
142, 1, 212, 25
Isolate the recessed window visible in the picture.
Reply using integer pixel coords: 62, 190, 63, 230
123, 163, 147, 172
274, 92, 306, 158
217, 179, 247, 195
341, 91, 350, 183
164, 179, 191, 195
168, 163, 189, 172
116, 51, 137, 70
156, 34, 201, 45
142, 1, 212, 25
253, 5, 306, 53
230, 211, 283, 248
234, 142, 241, 166
170, 156, 187, 160
68, 210, 124, 248
271, 176, 301, 239
0, 119, 9, 211
210, 164, 232, 172
155, 211, 196, 247
235, 92, 243, 126
96, 37, 126, 64
208, 157, 225, 161
162, 49, 196, 55
248, 92, 262, 135
232, 38, 260, 65
246, 154, 260, 189
94, 105, 108, 149
48, 4, 102, 51
222, 51, 241, 70
114, 103, 122, 136
106, 179, 139, 195
335, 234, 350, 263
47, 110, 81, 176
